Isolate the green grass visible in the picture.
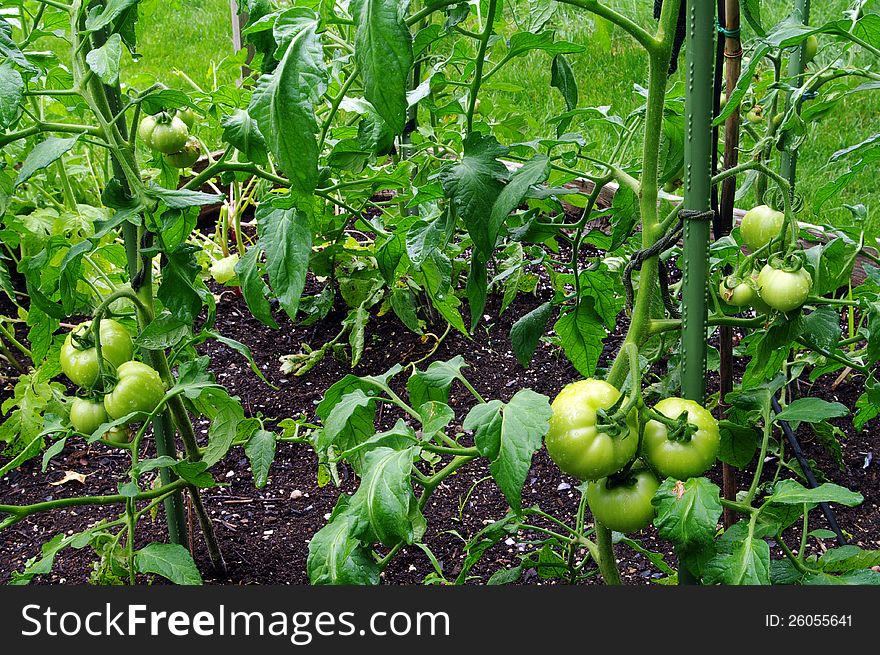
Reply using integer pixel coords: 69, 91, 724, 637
131, 0, 879, 230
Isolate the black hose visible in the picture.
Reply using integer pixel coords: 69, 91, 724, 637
770, 396, 848, 547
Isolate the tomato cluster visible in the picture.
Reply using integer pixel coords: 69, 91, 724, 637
718, 203, 813, 315
545, 379, 720, 533
139, 108, 202, 169
60, 319, 166, 443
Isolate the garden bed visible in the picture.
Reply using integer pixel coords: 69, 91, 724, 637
2, 262, 878, 585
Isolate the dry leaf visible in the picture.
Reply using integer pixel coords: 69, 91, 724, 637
49, 470, 90, 486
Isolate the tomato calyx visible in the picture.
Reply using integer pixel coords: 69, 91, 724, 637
644, 407, 695, 443
767, 251, 805, 274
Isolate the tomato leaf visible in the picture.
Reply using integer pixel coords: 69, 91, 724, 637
773, 397, 849, 424
464, 389, 553, 512
349, 0, 413, 134
439, 132, 510, 258
766, 479, 863, 507
652, 477, 722, 550
554, 297, 606, 377
248, 15, 326, 196
307, 511, 380, 585
510, 301, 553, 368
245, 429, 277, 488
703, 519, 771, 585
256, 204, 312, 321
135, 543, 203, 586
235, 246, 279, 329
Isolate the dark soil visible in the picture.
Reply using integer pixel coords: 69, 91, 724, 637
1, 252, 878, 586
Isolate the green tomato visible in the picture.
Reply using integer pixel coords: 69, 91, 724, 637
149, 115, 189, 154
586, 465, 660, 533
756, 262, 812, 312
804, 35, 819, 64
746, 104, 765, 123
138, 115, 158, 147
545, 379, 640, 481
163, 136, 201, 169
60, 319, 134, 389
103, 361, 166, 421
69, 397, 109, 435
642, 398, 720, 480
176, 107, 197, 130
718, 275, 756, 307
105, 426, 132, 446
740, 204, 784, 252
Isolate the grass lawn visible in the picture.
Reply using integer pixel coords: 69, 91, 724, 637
133, 0, 879, 232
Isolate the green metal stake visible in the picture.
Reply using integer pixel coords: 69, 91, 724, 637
679, 0, 715, 584
779, 0, 811, 192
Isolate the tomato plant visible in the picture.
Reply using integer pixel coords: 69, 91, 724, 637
0, 0, 878, 589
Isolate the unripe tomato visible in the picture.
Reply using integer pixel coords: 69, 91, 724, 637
69, 397, 109, 435
772, 113, 784, 129
138, 114, 158, 146
718, 275, 756, 307
756, 263, 812, 312
149, 115, 189, 154
746, 104, 765, 123
163, 136, 201, 168
545, 379, 640, 481
60, 319, 134, 389
642, 398, 720, 480
103, 361, 166, 421
586, 465, 660, 533
176, 107, 197, 130
105, 426, 132, 445
740, 204, 784, 252
804, 35, 819, 64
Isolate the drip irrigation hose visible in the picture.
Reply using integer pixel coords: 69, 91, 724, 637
770, 396, 847, 547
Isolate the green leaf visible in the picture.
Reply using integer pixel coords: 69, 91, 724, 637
417, 401, 455, 436
804, 570, 880, 585
135, 312, 190, 349
323, 389, 376, 445
0, 62, 24, 129
407, 355, 467, 408
307, 513, 380, 585
245, 429, 276, 488
489, 155, 550, 240
221, 109, 269, 166
774, 397, 849, 424
236, 246, 279, 329
84, 0, 139, 32
439, 132, 509, 258
256, 204, 312, 321
506, 30, 586, 58
390, 287, 424, 334
248, 16, 326, 195
800, 306, 841, 352
85, 33, 122, 85
15, 136, 80, 187
348, 446, 424, 547
146, 184, 223, 209
554, 297, 606, 377
718, 418, 759, 469
819, 545, 880, 574
703, 520, 771, 585
349, 0, 413, 134
550, 54, 577, 121
652, 477, 722, 550
157, 243, 204, 323
135, 543, 203, 585
510, 301, 553, 368
172, 461, 215, 488
464, 389, 552, 512
767, 479, 863, 507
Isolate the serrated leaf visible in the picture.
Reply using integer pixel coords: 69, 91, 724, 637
464, 389, 552, 512
135, 543, 203, 585
256, 204, 311, 321
510, 301, 553, 368
767, 479, 863, 507
652, 477, 722, 549
774, 397, 848, 424
245, 429, 276, 488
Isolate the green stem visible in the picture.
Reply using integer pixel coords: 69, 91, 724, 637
465, 0, 497, 133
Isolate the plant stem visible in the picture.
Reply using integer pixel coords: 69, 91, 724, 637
465, 0, 497, 133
